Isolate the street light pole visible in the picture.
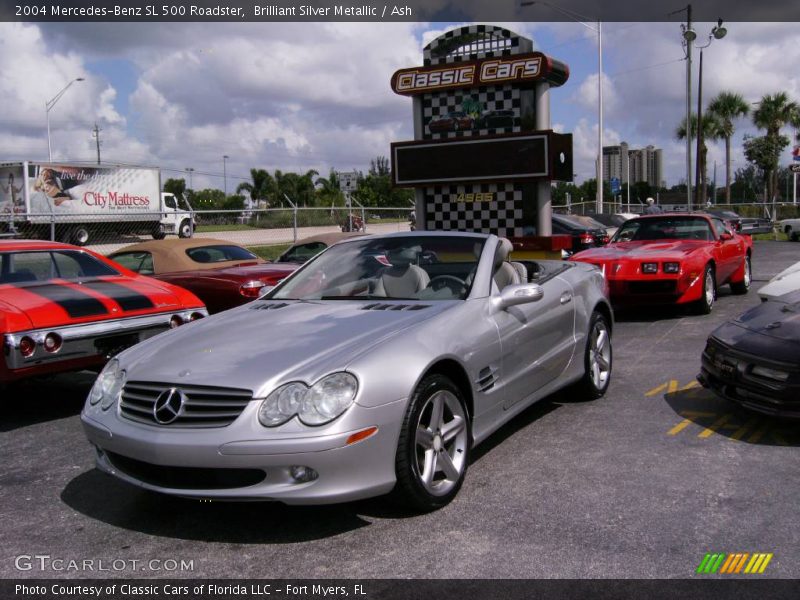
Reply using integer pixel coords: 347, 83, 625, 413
694, 19, 727, 208
223, 155, 229, 197
597, 20, 604, 214
45, 77, 85, 162
520, 1, 603, 213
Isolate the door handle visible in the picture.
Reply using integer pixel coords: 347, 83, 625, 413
560, 292, 572, 305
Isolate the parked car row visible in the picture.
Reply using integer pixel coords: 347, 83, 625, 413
4, 221, 798, 512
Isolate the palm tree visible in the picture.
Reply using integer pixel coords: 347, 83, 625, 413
752, 92, 800, 201
676, 113, 724, 204
707, 91, 749, 203
236, 168, 275, 208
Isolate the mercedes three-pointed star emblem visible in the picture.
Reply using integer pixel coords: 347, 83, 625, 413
153, 387, 187, 424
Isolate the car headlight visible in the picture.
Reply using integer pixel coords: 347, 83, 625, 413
642, 262, 658, 274
751, 365, 789, 382
663, 262, 680, 274
88, 359, 127, 410
258, 372, 358, 427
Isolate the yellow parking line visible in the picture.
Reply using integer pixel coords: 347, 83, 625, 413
730, 418, 758, 441
667, 419, 693, 436
748, 424, 770, 444
698, 414, 730, 438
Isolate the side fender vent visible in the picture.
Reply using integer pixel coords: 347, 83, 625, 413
476, 366, 498, 392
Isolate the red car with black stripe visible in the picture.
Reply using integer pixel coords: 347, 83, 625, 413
569, 213, 752, 314
1, 240, 207, 383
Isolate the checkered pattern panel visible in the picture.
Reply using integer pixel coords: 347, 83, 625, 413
426, 183, 524, 237
423, 85, 521, 140
423, 25, 521, 66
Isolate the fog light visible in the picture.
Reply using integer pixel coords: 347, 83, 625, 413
19, 336, 36, 357
44, 332, 63, 353
289, 466, 318, 483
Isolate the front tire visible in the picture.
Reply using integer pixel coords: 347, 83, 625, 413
178, 219, 192, 238
730, 254, 751, 295
695, 264, 716, 314
393, 374, 470, 511
575, 311, 612, 399
71, 226, 91, 246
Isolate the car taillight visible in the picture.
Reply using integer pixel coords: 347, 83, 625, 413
239, 280, 265, 298
580, 232, 595, 245
170, 315, 184, 329
43, 332, 62, 353
19, 336, 36, 357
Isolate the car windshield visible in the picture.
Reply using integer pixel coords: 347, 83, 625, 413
271, 235, 486, 301
613, 217, 714, 242
0, 250, 119, 284
185, 245, 257, 263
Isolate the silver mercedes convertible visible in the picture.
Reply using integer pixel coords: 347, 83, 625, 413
82, 232, 613, 510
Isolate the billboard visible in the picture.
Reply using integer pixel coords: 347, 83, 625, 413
19, 164, 160, 215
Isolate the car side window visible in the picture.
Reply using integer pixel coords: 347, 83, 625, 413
111, 252, 154, 275
6, 252, 52, 282
711, 218, 729, 238
279, 242, 327, 264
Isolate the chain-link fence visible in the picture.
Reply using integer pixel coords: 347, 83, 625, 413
564, 200, 800, 222
1, 207, 415, 255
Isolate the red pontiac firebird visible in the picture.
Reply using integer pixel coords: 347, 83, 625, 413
570, 213, 753, 314
0, 240, 207, 384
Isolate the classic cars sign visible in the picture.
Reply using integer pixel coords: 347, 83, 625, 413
390, 52, 569, 96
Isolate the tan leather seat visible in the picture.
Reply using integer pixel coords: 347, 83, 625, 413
373, 246, 430, 298
493, 238, 521, 291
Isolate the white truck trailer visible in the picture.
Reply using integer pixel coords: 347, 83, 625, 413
0, 162, 194, 245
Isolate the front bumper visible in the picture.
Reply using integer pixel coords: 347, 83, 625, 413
82, 397, 407, 504
698, 338, 800, 418
606, 274, 701, 306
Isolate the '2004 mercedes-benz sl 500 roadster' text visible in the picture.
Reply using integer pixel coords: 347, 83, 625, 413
82, 232, 613, 510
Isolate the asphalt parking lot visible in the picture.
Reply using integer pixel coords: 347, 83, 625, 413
1, 239, 798, 580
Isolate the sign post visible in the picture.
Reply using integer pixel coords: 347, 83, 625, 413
789, 163, 800, 204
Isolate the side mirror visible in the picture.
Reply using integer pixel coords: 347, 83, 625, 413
494, 283, 544, 311
719, 232, 733, 241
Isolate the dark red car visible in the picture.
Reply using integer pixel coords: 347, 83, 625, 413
108, 238, 296, 314
0, 240, 206, 383
570, 214, 753, 314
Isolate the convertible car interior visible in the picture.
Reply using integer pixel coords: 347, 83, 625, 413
269, 236, 575, 302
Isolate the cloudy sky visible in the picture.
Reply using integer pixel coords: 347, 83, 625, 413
1, 18, 798, 194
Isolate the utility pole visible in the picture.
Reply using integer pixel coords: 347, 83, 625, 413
223, 155, 229, 197
92, 123, 102, 164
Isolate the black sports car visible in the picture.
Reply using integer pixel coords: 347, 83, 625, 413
698, 290, 800, 417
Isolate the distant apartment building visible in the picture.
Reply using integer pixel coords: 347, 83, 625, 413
603, 142, 663, 188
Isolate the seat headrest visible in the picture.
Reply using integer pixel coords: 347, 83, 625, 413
493, 238, 513, 270
387, 245, 421, 268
